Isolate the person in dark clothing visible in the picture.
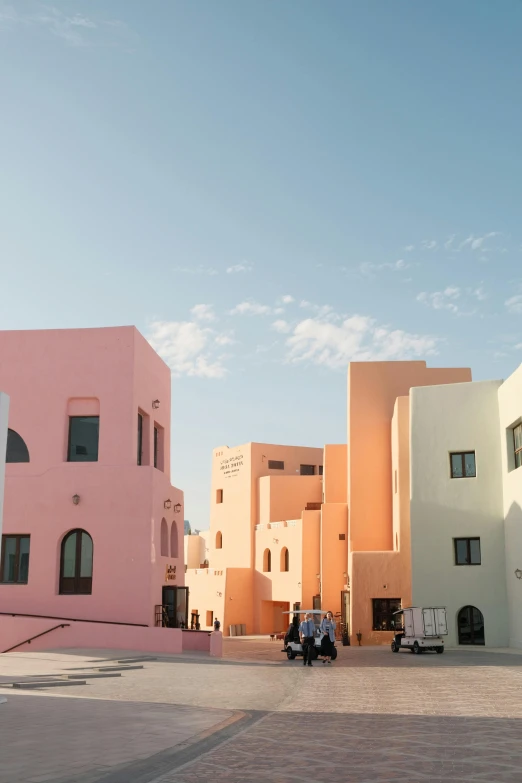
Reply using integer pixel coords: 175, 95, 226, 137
285, 615, 300, 645
299, 613, 316, 667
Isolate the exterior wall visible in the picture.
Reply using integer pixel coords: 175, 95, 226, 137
185, 568, 227, 631
254, 520, 302, 632
498, 364, 522, 649
320, 504, 348, 615
0, 392, 8, 542
323, 445, 347, 504
258, 475, 322, 525
410, 381, 509, 647
184, 534, 206, 569
301, 510, 321, 609
0, 327, 185, 635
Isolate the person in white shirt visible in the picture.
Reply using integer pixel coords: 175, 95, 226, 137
299, 613, 316, 667
320, 611, 336, 664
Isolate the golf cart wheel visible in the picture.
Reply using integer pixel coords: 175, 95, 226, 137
391, 641, 399, 653
331, 647, 338, 661
436, 646, 444, 654
286, 648, 296, 660
413, 641, 421, 654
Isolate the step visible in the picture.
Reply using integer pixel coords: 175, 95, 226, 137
12, 679, 87, 689
117, 656, 157, 663
63, 672, 122, 680
95, 665, 144, 672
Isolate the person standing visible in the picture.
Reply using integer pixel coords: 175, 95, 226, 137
299, 612, 316, 667
320, 611, 336, 664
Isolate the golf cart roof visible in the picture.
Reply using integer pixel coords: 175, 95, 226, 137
281, 610, 324, 615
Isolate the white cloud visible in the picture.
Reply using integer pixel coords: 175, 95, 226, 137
147, 320, 228, 378
0, 4, 128, 47
358, 259, 410, 279
214, 333, 235, 346
444, 235, 455, 250
469, 286, 487, 302
190, 304, 215, 322
285, 315, 438, 369
421, 240, 437, 250
281, 295, 294, 304
505, 295, 522, 314
272, 320, 291, 334
174, 265, 218, 276
226, 263, 252, 274
403, 245, 414, 252
417, 287, 461, 313
458, 232, 499, 252
229, 301, 273, 316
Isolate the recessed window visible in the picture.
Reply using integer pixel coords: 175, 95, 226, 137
1, 535, 30, 584
68, 417, 99, 462
160, 518, 168, 556
216, 531, 223, 549
450, 451, 476, 479
216, 489, 223, 504
280, 547, 289, 572
59, 529, 93, 594
513, 424, 522, 469
153, 424, 165, 471
6, 429, 30, 463
137, 413, 143, 466
170, 522, 179, 558
454, 537, 481, 565
372, 598, 401, 631
318, 465, 323, 476
263, 548, 272, 572
206, 610, 213, 627
339, 533, 346, 541
300, 464, 315, 476
268, 460, 284, 470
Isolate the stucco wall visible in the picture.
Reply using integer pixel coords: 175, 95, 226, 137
258, 474, 322, 524
410, 381, 509, 647
498, 363, 522, 649
323, 444, 347, 504
320, 503, 348, 615
0, 392, 8, 542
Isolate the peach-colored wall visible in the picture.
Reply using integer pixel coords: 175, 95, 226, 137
320, 503, 348, 615
323, 445, 347, 504
258, 475, 322, 524
301, 510, 321, 609
225, 568, 255, 634
184, 568, 227, 631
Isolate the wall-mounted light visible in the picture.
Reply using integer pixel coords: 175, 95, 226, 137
164, 499, 172, 510
297, 582, 301, 587
173, 503, 182, 513
515, 569, 522, 580
273, 538, 279, 544
216, 591, 222, 597
72, 494, 80, 505
152, 399, 160, 409
316, 573, 320, 579
343, 572, 347, 578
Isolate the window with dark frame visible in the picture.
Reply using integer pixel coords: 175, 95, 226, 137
59, 529, 93, 594
268, 460, 284, 470
68, 417, 99, 462
450, 451, 476, 479
0, 535, 30, 584
154, 426, 158, 469
318, 465, 323, 476
300, 464, 315, 476
514, 423, 522, 469
372, 598, 401, 631
137, 413, 143, 466
339, 533, 346, 540
454, 537, 481, 565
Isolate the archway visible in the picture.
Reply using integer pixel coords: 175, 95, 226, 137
280, 547, 289, 572
458, 605, 485, 645
170, 522, 178, 558
263, 548, 271, 573
160, 518, 168, 556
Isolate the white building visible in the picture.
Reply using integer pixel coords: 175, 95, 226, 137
408, 365, 522, 648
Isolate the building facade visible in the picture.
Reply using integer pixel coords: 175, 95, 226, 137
0, 327, 198, 655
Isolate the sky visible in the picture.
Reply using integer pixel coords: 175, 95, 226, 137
1, 1, 521, 530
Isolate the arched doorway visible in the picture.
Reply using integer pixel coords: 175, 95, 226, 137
458, 605, 485, 646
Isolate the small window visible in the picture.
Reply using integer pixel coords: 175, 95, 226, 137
280, 547, 289, 572
216, 489, 223, 504
6, 429, 30, 463
300, 464, 315, 476
263, 548, 271, 572
268, 460, 284, 470
339, 533, 346, 541
513, 424, 522, 469
59, 529, 93, 594
1, 535, 30, 583
206, 610, 213, 627
450, 451, 476, 479
170, 522, 178, 558
372, 598, 401, 631
68, 417, 99, 462
454, 538, 481, 565
153, 424, 165, 471
318, 465, 323, 476
137, 413, 143, 466
216, 531, 222, 549
160, 518, 168, 556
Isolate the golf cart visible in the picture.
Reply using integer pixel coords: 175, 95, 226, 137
391, 606, 447, 654
281, 610, 338, 661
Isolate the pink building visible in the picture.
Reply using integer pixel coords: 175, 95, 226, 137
0, 327, 218, 656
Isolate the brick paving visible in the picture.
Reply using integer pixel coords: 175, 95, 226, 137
1, 642, 522, 782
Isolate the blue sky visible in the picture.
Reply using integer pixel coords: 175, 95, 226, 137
1, 1, 521, 529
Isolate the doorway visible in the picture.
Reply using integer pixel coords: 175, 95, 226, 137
458, 605, 485, 645
162, 586, 189, 629
341, 590, 350, 636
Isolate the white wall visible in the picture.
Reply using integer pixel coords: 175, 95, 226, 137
498, 364, 522, 649
410, 381, 509, 647
0, 392, 9, 541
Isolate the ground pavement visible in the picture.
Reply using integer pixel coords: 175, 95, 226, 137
1, 639, 522, 782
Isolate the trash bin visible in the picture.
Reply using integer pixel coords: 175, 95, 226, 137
229, 624, 236, 636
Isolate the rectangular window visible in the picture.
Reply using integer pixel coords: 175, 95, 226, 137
450, 451, 476, 479
454, 537, 481, 565
153, 424, 165, 471
318, 465, 323, 476
372, 598, 401, 631
137, 413, 143, 466
216, 489, 223, 504
514, 423, 522, 469
268, 460, 284, 470
300, 464, 315, 476
1, 535, 30, 584
339, 533, 346, 541
68, 417, 99, 462
154, 426, 158, 468
206, 610, 213, 627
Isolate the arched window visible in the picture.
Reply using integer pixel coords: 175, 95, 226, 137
59, 529, 93, 594
6, 429, 30, 463
280, 547, 289, 572
263, 548, 271, 573
458, 605, 485, 646
170, 522, 178, 558
216, 531, 223, 549
160, 518, 168, 556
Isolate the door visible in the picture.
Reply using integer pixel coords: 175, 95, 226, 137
458, 605, 485, 645
435, 608, 448, 635
162, 586, 189, 629
341, 591, 350, 636
422, 608, 436, 636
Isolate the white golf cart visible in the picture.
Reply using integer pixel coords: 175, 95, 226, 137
391, 606, 447, 654
281, 610, 337, 661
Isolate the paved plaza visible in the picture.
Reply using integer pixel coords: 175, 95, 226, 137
1, 640, 522, 782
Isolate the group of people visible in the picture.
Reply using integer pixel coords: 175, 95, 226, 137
286, 611, 336, 666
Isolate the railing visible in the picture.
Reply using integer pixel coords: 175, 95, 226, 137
0, 611, 147, 628
2, 623, 71, 654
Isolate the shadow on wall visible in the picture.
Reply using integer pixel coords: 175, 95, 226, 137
505, 501, 522, 648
